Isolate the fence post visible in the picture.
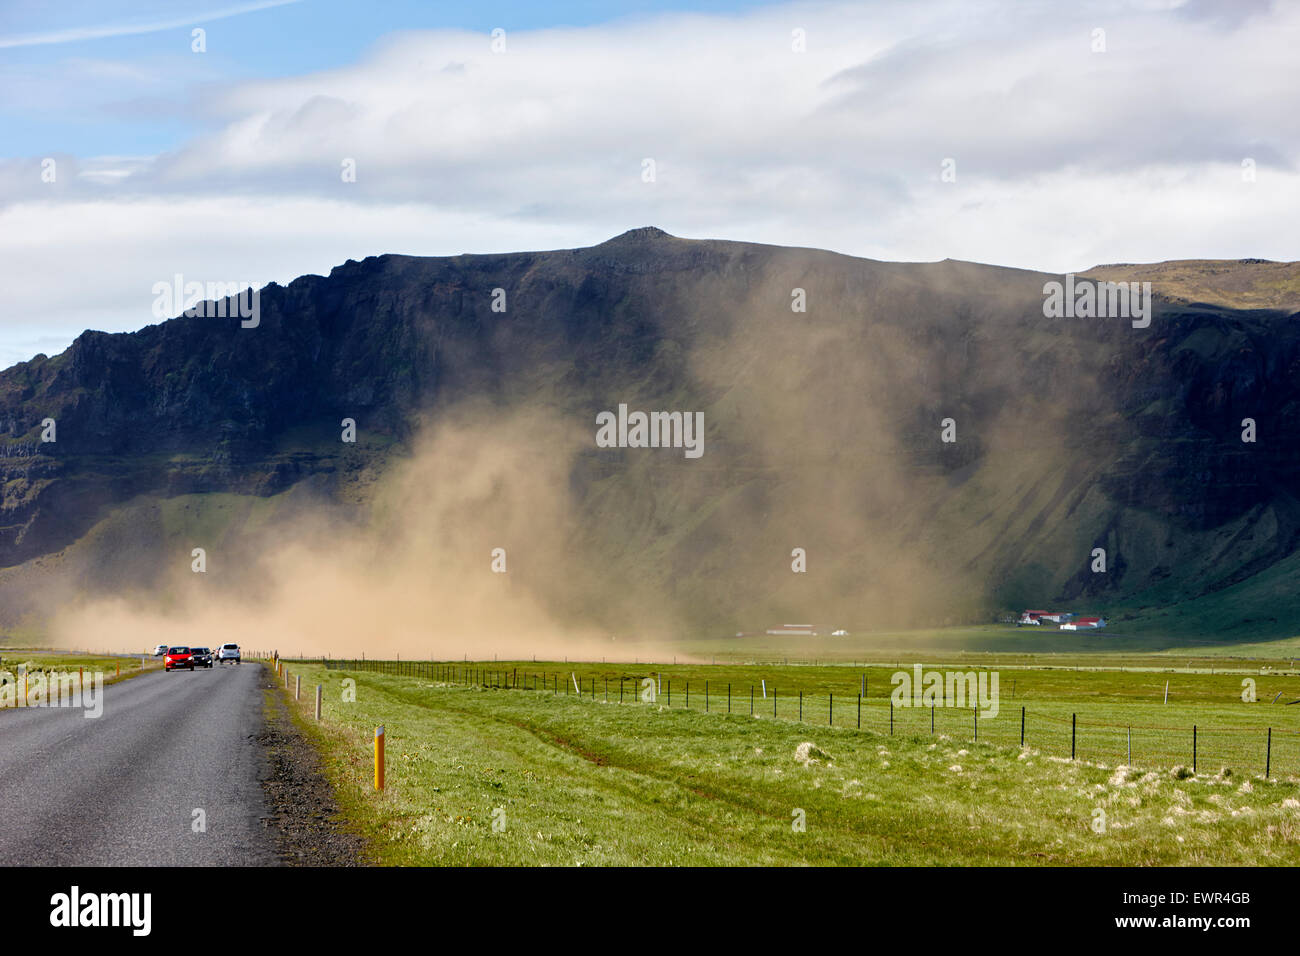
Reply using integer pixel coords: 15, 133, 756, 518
1020, 707, 1025, 747
705, 680, 709, 713
1127, 726, 1131, 767
1266, 727, 1272, 779
1071, 713, 1076, 760
890, 700, 894, 736
374, 726, 385, 791
295, 674, 300, 701
799, 691, 802, 722
829, 692, 833, 726
857, 694, 861, 729
1193, 725, 1197, 774
750, 685, 754, 715
315, 684, 322, 721
728, 683, 731, 714
973, 705, 977, 742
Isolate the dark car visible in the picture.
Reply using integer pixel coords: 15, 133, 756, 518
164, 646, 193, 671
190, 647, 213, 668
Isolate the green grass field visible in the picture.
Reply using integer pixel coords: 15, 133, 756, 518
276, 656, 1300, 866
665, 624, 1300, 660
0, 648, 158, 683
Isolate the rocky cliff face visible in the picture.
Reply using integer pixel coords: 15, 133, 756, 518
3, 229, 1299, 638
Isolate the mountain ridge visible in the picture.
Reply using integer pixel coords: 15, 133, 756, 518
3, 230, 1299, 643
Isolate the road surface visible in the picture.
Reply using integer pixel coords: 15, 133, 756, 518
0, 662, 278, 866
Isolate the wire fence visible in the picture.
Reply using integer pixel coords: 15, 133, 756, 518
310, 658, 1295, 778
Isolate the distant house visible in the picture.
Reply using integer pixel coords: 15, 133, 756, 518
1060, 617, 1106, 631
766, 624, 818, 636
1019, 610, 1073, 625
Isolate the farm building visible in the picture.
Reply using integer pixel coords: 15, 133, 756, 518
1059, 617, 1106, 630
1019, 610, 1074, 625
765, 624, 818, 636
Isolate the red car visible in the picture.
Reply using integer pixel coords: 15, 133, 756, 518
164, 646, 193, 671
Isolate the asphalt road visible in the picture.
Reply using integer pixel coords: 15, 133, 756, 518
0, 662, 278, 866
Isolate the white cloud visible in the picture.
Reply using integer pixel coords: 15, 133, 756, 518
3, 0, 1298, 367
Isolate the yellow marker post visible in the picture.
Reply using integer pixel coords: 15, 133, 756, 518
374, 726, 385, 791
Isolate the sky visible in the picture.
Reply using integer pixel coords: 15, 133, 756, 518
0, 0, 1295, 369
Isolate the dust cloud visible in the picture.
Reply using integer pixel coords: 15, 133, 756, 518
48, 405, 680, 662
43, 246, 1106, 657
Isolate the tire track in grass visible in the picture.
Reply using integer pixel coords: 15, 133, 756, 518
327, 676, 832, 864
365, 678, 914, 864
317, 673, 1106, 864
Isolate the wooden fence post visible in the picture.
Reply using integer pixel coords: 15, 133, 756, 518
1071, 713, 1076, 760
1020, 707, 1025, 747
1193, 725, 1197, 774
1266, 727, 1272, 779
315, 684, 322, 721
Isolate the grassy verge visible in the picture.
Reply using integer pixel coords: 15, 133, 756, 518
0, 648, 161, 689
276, 661, 1300, 866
